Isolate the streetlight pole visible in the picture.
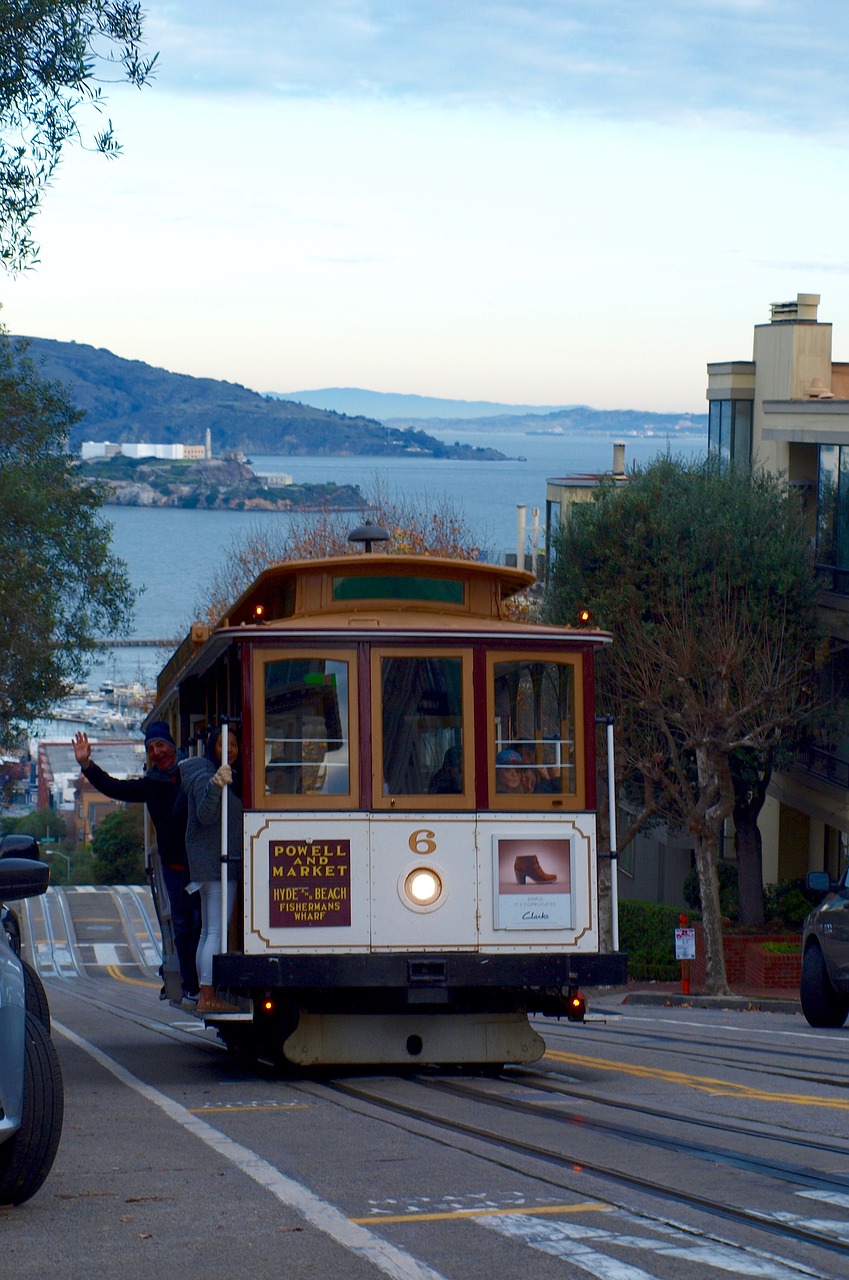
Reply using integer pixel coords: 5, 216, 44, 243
46, 849, 71, 880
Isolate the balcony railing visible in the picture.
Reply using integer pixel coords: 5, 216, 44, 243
815, 563, 849, 597
796, 741, 849, 788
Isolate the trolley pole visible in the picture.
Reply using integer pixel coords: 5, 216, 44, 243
606, 718, 619, 953
596, 715, 619, 953
220, 719, 229, 955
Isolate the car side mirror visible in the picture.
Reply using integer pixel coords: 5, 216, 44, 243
0, 833, 41, 861
807, 871, 834, 895
0, 857, 50, 900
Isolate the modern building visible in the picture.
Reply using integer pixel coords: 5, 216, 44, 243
544, 442, 629, 557
80, 441, 123, 461
707, 292, 849, 884
80, 441, 208, 461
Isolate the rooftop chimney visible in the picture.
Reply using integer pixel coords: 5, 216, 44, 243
770, 292, 820, 323
612, 442, 626, 477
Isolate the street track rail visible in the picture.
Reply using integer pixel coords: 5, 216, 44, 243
545, 1018, 849, 1090
108, 885, 161, 975
425, 1073, 849, 1193
519, 1060, 849, 1163
21, 886, 82, 978
35, 961, 849, 1279
318, 1073, 849, 1264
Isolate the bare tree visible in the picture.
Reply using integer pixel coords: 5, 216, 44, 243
193, 476, 484, 628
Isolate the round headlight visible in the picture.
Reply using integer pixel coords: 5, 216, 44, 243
404, 867, 443, 907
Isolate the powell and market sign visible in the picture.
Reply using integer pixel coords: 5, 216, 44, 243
269, 839, 351, 927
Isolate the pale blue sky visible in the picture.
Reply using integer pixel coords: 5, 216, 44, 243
5, 1, 849, 412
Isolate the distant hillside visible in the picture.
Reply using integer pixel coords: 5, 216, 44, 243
276, 386, 707, 436
276, 387, 576, 420
393, 405, 708, 437
14, 338, 506, 460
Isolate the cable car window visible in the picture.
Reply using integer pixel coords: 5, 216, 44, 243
333, 575, 464, 604
490, 657, 580, 804
374, 653, 471, 806
262, 657, 351, 799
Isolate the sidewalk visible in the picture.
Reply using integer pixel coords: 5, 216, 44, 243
586, 978, 802, 1016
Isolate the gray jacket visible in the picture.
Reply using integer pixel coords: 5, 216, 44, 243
178, 756, 243, 883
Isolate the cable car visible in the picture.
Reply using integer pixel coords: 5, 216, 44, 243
147, 532, 626, 1066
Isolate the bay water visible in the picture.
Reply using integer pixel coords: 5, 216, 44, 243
90, 429, 706, 690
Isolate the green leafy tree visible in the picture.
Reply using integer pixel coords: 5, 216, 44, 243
0, 0, 157, 269
90, 803, 144, 883
544, 455, 820, 993
9, 807, 67, 842
0, 328, 135, 751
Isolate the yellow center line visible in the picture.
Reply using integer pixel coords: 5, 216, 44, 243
544, 1049, 849, 1109
105, 964, 159, 988
350, 1201, 611, 1226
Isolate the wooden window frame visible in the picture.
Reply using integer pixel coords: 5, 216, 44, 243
251, 647, 359, 811
485, 650, 585, 811
370, 647, 475, 811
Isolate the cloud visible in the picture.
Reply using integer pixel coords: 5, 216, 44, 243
756, 260, 849, 276
145, 1, 849, 135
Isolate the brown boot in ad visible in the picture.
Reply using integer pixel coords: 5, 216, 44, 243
514, 855, 557, 885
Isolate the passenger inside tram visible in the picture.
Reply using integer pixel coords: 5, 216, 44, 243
428, 746, 463, 794
380, 656, 464, 797
264, 658, 349, 796
495, 748, 524, 793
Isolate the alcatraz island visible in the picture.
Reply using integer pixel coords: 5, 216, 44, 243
78, 446, 366, 512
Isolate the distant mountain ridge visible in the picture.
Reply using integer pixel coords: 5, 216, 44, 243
277, 386, 707, 436
12, 337, 505, 460
15, 336, 706, 453
276, 387, 578, 420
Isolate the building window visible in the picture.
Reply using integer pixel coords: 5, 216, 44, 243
797, 640, 849, 783
708, 400, 752, 467
816, 445, 849, 595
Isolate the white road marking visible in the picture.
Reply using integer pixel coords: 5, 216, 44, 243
475, 1215, 658, 1279
92, 944, 124, 965
796, 1189, 849, 1210
766, 1210, 849, 1247
53, 1021, 450, 1280
601, 1013, 832, 1045
479, 1210, 828, 1278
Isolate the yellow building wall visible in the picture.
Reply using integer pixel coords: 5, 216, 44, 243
777, 803, 810, 881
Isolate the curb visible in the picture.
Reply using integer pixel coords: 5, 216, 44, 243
617, 991, 801, 1015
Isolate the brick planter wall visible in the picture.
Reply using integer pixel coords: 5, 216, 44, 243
690, 925, 801, 988
744, 943, 801, 989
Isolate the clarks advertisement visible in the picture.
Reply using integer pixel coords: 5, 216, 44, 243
493, 836, 573, 929
269, 838, 351, 927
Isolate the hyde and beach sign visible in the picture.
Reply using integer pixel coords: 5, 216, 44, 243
269, 838, 351, 927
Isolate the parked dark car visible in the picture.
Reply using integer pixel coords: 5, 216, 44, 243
800, 869, 849, 1028
0, 844, 64, 1205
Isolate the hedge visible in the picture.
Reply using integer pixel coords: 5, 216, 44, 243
619, 900, 682, 981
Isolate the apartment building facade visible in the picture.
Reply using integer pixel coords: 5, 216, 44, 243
707, 292, 849, 884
